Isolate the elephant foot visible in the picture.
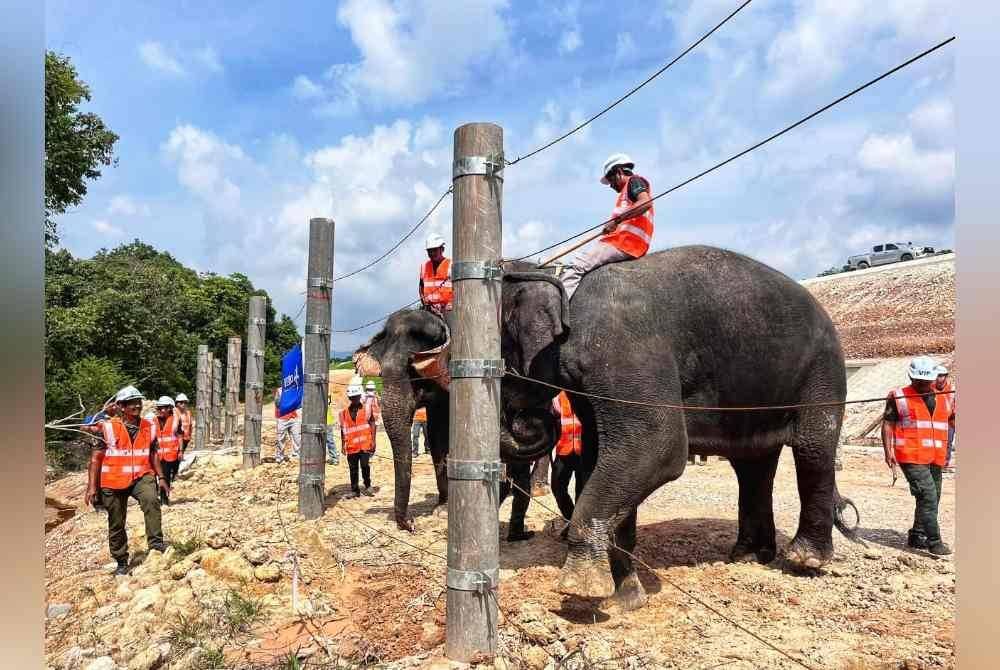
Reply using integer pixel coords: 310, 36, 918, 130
436, 494, 447, 507
557, 554, 615, 599
531, 483, 549, 498
395, 516, 415, 533
784, 535, 833, 570
602, 572, 648, 612
729, 542, 777, 565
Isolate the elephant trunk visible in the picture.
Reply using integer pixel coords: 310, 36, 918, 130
379, 382, 417, 531
501, 406, 558, 463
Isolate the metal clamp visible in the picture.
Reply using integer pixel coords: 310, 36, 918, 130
301, 424, 327, 434
449, 358, 504, 379
298, 473, 325, 485
305, 324, 331, 335
250, 349, 265, 358
453, 154, 504, 181
251, 317, 266, 326
242, 447, 261, 455
447, 459, 506, 483
309, 276, 334, 289
245, 415, 261, 422
247, 382, 263, 390
447, 567, 498, 593
452, 260, 503, 282
303, 373, 328, 384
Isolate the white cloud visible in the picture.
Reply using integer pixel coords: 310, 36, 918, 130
857, 132, 954, 203
292, 75, 324, 100
92, 220, 124, 237
138, 41, 186, 76
558, 30, 581, 54
107, 195, 151, 218
194, 46, 223, 73
325, 0, 512, 106
162, 125, 245, 212
614, 32, 637, 63
908, 99, 953, 149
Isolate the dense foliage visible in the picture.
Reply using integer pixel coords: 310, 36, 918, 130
45, 241, 300, 429
45, 51, 119, 246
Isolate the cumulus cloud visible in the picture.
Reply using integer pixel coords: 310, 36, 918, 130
107, 195, 151, 218
194, 46, 223, 73
92, 220, 124, 237
162, 125, 246, 212
614, 32, 637, 64
320, 0, 511, 107
138, 41, 186, 76
559, 30, 582, 54
292, 75, 324, 100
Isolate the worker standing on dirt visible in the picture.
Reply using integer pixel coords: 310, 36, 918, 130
560, 153, 654, 300
419, 234, 453, 318
273, 385, 301, 463
881, 356, 954, 555
411, 406, 428, 457
85, 386, 169, 575
500, 463, 535, 542
153, 396, 184, 496
934, 364, 957, 471
325, 395, 340, 466
550, 392, 588, 531
173, 393, 193, 454
341, 382, 377, 498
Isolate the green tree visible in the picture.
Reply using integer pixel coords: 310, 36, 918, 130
45, 51, 118, 246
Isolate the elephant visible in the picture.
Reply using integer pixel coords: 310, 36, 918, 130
498, 245, 857, 611
352, 309, 542, 537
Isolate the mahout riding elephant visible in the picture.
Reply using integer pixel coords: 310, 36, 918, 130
498, 245, 856, 611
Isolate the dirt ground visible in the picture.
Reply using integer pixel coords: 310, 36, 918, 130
44, 427, 955, 670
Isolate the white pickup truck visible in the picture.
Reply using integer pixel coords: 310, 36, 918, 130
846, 242, 928, 270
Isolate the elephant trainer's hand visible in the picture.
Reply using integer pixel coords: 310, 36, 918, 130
883, 450, 896, 468
603, 219, 619, 234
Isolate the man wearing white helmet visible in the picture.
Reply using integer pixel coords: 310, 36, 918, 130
419, 233, 453, 318
560, 153, 654, 300
274, 384, 302, 464
934, 364, 957, 470
85, 386, 169, 575
152, 396, 185, 496
881, 356, 954, 555
340, 382, 378, 497
173, 393, 193, 455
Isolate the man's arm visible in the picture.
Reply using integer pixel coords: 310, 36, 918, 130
881, 395, 897, 468
85, 448, 105, 507
418, 277, 427, 305
148, 438, 170, 491
604, 178, 652, 232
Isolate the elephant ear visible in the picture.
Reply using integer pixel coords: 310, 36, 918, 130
502, 271, 570, 374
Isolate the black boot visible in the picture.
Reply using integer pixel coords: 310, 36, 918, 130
507, 526, 535, 542
907, 529, 928, 550
928, 541, 953, 556
114, 559, 129, 576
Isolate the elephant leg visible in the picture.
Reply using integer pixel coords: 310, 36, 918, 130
427, 408, 449, 506
785, 407, 840, 569
530, 453, 551, 496
604, 508, 647, 611
558, 408, 685, 601
727, 449, 781, 564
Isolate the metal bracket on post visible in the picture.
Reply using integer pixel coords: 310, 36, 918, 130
242, 447, 261, 455
303, 373, 328, 384
249, 349, 265, 358
308, 276, 333, 289
451, 261, 503, 282
453, 153, 504, 181
449, 359, 504, 379
447, 567, 498, 593
247, 382, 263, 390
251, 317, 266, 326
305, 324, 330, 335
447, 459, 506, 483
245, 415, 261, 423
301, 424, 327, 434
298, 472, 325, 485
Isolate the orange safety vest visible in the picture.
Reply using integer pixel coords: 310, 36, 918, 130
553, 392, 582, 457
420, 258, 453, 309
413, 407, 427, 423
99, 417, 156, 490
173, 408, 192, 441
156, 414, 182, 462
938, 380, 956, 418
340, 405, 375, 455
601, 176, 654, 258
889, 385, 951, 466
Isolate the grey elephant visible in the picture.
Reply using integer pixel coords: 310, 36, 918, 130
353, 311, 539, 538
498, 245, 856, 610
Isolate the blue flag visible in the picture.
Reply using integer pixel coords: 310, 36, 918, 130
277, 343, 303, 416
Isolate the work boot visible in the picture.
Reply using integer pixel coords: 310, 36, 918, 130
346, 489, 360, 499
907, 529, 928, 550
148, 541, 166, 553
507, 526, 535, 542
362, 487, 374, 497
114, 559, 129, 576
928, 541, 953, 556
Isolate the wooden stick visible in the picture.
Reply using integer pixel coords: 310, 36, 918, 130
538, 229, 603, 267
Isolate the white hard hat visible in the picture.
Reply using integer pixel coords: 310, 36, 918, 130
116, 385, 145, 403
908, 356, 938, 381
425, 233, 446, 249
155, 396, 175, 407
600, 153, 634, 184
346, 384, 364, 398
175, 393, 189, 403
934, 364, 949, 375
365, 381, 376, 390
349, 374, 364, 387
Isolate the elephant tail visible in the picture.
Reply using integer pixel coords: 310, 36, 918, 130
833, 485, 865, 545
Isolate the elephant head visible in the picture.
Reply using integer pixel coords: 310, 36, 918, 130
498, 264, 570, 462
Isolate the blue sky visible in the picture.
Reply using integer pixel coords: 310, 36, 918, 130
47, 0, 955, 350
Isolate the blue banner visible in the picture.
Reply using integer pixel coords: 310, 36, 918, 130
277, 343, 303, 416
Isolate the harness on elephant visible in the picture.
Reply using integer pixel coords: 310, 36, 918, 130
352, 312, 453, 391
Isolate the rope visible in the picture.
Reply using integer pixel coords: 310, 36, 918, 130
509, 35, 956, 263
504, 0, 754, 167
333, 187, 453, 283
504, 367, 956, 412
503, 477, 819, 670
